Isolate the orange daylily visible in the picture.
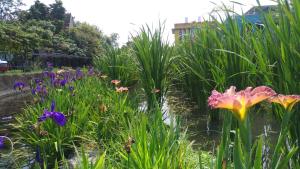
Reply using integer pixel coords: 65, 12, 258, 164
111, 80, 121, 85
208, 86, 276, 121
116, 87, 129, 93
268, 94, 300, 111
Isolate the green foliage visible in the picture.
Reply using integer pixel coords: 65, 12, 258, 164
118, 112, 197, 169
28, 0, 50, 20
49, 0, 66, 21
93, 45, 138, 86
132, 23, 174, 109
69, 23, 105, 57
13, 72, 200, 168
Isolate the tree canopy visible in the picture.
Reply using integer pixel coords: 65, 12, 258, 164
0, 0, 119, 68
0, 0, 23, 20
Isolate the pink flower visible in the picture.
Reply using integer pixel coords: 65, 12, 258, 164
152, 88, 160, 93
116, 87, 128, 93
268, 94, 300, 111
208, 86, 276, 121
111, 80, 121, 85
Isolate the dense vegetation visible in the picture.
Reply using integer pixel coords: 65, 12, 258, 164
0, 0, 300, 168
0, 0, 117, 68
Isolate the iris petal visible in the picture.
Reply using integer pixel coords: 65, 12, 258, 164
51, 112, 67, 126
0, 136, 4, 149
51, 101, 55, 112
38, 110, 53, 122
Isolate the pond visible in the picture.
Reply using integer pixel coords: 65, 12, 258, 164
165, 88, 280, 153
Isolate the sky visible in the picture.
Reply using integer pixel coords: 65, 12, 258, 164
22, 0, 277, 45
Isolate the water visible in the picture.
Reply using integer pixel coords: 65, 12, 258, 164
0, 91, 32, 168
164, 89, 280, 152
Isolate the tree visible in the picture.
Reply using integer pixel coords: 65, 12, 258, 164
0, 0, 23, 20
28, 0, 49, 20
105, 33, 119, 48
69, 22, 105, 57
49, 0, 65, 32
49, 0, 65, 20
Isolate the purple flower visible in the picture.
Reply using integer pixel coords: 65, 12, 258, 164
75, 68, 84, 80
35, 146, 42, 163
13, 82, 25, 91
0, 136, 4, 149
47, 62, 53, 68
60, 79, 67, 87
49, 72, 56, 81
38, 101, 67, 126
69, 86, 75, 96
87, 67, 94, 76
32, 85, 48, 96
69, 86, 74, 91
34, 78, 43, 84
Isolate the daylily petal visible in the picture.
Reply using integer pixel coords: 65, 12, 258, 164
248, 86, 277, 107
111, 80, 121, 85
269, 94, 300, 110
208, 86, 276, 121
116, 86, 128, 93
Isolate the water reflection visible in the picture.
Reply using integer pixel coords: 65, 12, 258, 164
165, 89, 280, 152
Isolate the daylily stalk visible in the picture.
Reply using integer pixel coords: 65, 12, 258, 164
208, 86, 276, 168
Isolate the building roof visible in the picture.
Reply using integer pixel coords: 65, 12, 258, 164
245, 5, 278, 15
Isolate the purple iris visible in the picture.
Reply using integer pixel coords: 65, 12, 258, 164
34, 78, 43, 84
69, 86, 74, 91
0, 136, 4, 149
38, 101, 67, 126
75, 68, 84, 80
52, 78, 67, 87
32, 85, 48, 96
49, 72, 56, 81
47, 62, 53, 68
35, 146, 43, 164
69, 86, 75, 96
87, 67, 94, 76
60, 79, 67, 87
13, 82, 25, 91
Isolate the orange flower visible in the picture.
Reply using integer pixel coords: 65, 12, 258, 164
268, 94, 300, 110
116, 87, 128, 93
208, 86, 276, 121
111, 80, 121, 85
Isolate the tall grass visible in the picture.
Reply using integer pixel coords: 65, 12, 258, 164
132, 23, 174, 109
176, 0, 300, 165
176, 0, 299, 115
93, 45, 138, 87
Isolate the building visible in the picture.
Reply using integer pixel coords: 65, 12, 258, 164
231, 5, 279, 29
172, 21, 202, 44
172, 21, 217, 44
64, 13, 75, 29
